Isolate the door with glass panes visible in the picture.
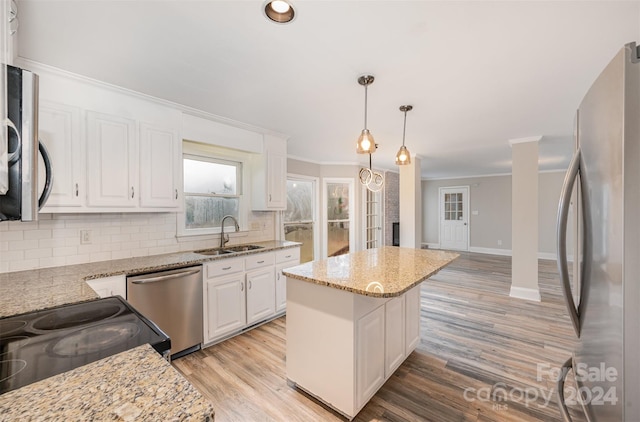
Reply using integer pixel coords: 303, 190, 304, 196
439, 186, 469, 251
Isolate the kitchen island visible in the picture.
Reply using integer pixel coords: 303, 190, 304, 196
283, 246, 458, 420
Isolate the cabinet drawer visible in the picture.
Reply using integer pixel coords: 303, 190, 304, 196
276, 247, 300, 264
205, 258, 244, 278
245, 252, 275, 271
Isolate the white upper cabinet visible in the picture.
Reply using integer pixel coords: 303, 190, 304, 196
33, 64, 184, 213
252, 134, 287, 210
38, 101, 83, 208
139, 123, 180, 208
86, 111, 138, 207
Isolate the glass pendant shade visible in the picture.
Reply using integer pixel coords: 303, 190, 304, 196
356, 129, 376, 154
395, 104, 413, 166
395, 145, 411, 165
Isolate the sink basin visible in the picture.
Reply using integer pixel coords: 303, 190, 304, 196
223, 245, 265, 253
195, 248, 234, 256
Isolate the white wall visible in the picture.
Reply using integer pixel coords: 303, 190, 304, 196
422, 171, 570, 256
0, 212, 274, 273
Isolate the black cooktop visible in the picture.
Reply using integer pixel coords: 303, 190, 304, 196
0, 296, 170, 394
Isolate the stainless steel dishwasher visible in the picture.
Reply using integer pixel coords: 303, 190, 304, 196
127, 266, 203, 359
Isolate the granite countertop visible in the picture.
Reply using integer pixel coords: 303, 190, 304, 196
283, 246, 458, 298
0, 344, 214, 421
0, 240, 300, 318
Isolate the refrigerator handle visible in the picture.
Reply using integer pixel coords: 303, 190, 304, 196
556, 357, 575, 422
556, 149, 581, 337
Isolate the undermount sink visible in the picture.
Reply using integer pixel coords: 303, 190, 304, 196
194, 248, 234, 256
223, 245, 265, 252
194, 245, 264, 256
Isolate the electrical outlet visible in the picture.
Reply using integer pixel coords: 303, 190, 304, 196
497, 239, 502, 246
250, 222, 261, 231
80, 230, 92, 245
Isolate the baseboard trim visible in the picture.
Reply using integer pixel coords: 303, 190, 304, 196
509, 286, 541, 302
469, 246, 512, 256
423, 243, 440, 249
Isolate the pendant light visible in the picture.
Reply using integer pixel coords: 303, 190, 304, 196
395, 105, 412, 165
356, 75, 377, 154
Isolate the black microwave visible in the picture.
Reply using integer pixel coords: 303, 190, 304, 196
0, 64, 52, 221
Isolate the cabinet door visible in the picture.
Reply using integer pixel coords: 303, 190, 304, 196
86, 111, 137, 207
38, 101, 86, 208
266, 151, 286, 208
38, 101, 83, 207
385, 296, 406, 377
86, 275, 126, 299
405, 284, 421, 354
356, 306, 385, 410
246, 267, 276, 325
204, 274, 246, 342
275, 261, 296, 313
139, 123, 180, 208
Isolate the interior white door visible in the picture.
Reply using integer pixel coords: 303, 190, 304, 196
439, 187, 469, 251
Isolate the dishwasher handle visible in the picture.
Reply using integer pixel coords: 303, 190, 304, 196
130, 269, 201, 284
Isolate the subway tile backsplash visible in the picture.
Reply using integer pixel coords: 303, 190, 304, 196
0, 212, 275, 273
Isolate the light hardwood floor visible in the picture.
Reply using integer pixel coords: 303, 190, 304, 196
173, 253, 586, 421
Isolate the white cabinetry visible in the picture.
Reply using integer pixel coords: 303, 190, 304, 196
87, 112, 138, 207
251, 135, 287, 210
139, 123, 180, 208
287, 281, 422, 419
86, 275, 126, 299
275, 247, 300, 313
355, 306, 385, 410
246, 267, 275, 325
38, 101, 84, 208
202, 246, 299, 346
384, 296, 406, 377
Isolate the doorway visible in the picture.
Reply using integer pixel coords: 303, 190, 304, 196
439, 186, 470, 251
323, 178, 355, 257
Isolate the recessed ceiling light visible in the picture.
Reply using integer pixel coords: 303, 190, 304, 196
263, 0, 296, 24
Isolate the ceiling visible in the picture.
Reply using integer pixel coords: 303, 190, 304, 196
15, 1, 640, 179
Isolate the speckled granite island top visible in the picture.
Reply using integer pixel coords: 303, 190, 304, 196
283, 246, 459, 298
0, 240, 299, 318
0, 344, 214, 421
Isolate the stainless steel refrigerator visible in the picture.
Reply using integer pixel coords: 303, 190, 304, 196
556, 42, 639, 421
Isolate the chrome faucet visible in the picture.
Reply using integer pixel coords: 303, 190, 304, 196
220, 215, 240, 248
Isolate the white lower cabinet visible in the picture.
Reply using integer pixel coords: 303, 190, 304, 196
204, 273, 246, 342
246, 267, 275, 325
384, 295, 406, 378
275, 247, 300, 313
202, 247, 299, 346
287, 280, 422, 419
356, 306, 386, 410
86, 275, 126, 299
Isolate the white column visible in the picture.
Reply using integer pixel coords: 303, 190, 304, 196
399, 155, 422, 249
509, 137, 541, 301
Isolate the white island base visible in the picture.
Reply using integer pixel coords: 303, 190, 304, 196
286, 278, 421, 420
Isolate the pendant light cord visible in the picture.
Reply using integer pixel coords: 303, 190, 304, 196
363, 85, 368, 130
402, 110, 407, 147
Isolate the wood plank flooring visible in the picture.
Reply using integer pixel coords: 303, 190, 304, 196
173, 253, 586, 421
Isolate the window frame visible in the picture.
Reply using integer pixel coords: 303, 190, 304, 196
177, 141, 251, 238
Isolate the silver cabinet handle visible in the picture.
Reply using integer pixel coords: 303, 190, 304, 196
556, 148, 581, 338
269, 194, 272, 202
240, 282, 244, 291
556, 357, 574, 422
222, 266, 231, 271
131, 186, 135, 198
257, 260, 264, 264
130, 268, 200, 284
75, 183, 79, 197
248, 280, 252, 289
175, 189, 178, 200
277, 272, 280, 281
285, 255, 292, 259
